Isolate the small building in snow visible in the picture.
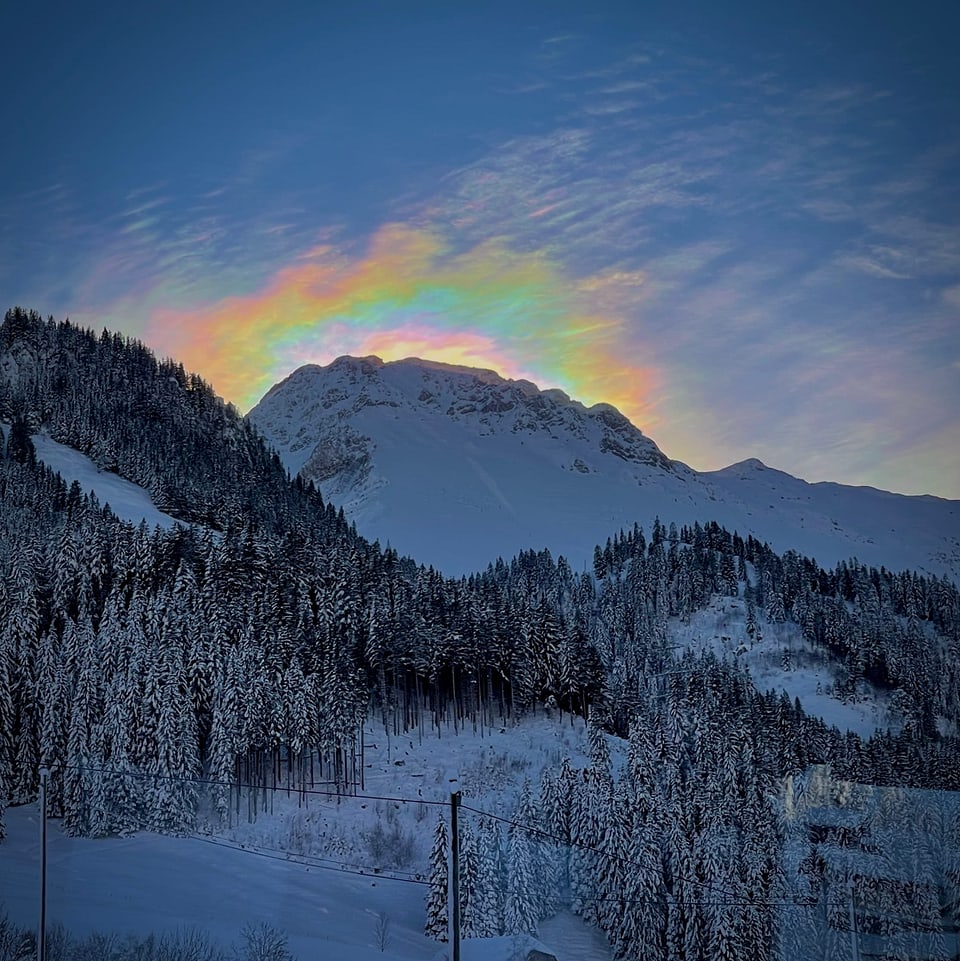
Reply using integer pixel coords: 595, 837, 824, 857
432, 934, 559, 961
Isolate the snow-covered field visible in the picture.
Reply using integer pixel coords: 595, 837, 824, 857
0, 716, 613, 961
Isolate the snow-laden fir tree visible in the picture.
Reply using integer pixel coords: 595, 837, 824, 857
595, 787, 631, 953
537, 768, 565, 917
458, 819, 479, 938
147, 670, 199, 834
0, 754, 7, 843
569, 765, 610, 925
0, 644, 15, 815
38, 653, 68, 817
470, 818, 504, 938
504, 782, 540, 936
208, 695, 236, 826
616, 821, 666, 961
425, 814, 448, 941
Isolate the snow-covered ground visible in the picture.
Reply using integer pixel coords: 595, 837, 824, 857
29, 432, 180, 530
0, 715, 612, 961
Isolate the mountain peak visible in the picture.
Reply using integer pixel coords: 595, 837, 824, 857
719, 457, 770, 474
328, 354, 385, 373
249, 357, 960, 579
392, 355, 509, 382
713, 457, 807, 485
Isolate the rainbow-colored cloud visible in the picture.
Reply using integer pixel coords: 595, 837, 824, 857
142, 223, 661, 425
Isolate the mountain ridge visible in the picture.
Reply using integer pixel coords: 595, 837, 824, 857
250, 354, 960, 580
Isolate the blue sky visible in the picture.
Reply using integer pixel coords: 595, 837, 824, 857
2, 0, 958, 497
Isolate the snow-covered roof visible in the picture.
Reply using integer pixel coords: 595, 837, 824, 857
432, 934, 559, 961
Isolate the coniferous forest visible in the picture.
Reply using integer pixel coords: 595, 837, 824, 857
1, 308, 959, 960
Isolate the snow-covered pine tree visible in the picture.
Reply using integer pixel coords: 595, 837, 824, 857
63, 681, 93, 836
425, 815, 449, 941
718, 550, 738, 597
97, 673, 143, 834
458, 819, 479, 938
11, 666, 39, 804
147, 670, 199, 834
282, 660, 309, 790
587, 710, 611, 770
595, 787, 631, 951
504, 828, 539, 935
617, 821, 666, 961
471, 818, 504, 937
208, 701, 234, 825
711, 900, 740, 961
569, 766, 609, 926
745, 580, 757, 641
85, 728, 112, 838
0, 645, 15, 817
504, 782, 540, 936
38, 641, 69, 816
537, 768, 565, 916
700, 825, 739, 961
0, 753, 7, 844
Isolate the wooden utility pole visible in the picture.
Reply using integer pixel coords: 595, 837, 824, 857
38, 767, 49, 961
848, 883, 860, 961
450, 791, 461, 961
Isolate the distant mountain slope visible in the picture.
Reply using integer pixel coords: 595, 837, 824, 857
250, 356, 960, 579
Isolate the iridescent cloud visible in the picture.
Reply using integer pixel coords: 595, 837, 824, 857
141, 222, 661, 425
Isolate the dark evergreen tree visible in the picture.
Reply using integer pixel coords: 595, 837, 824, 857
471, 817, 504, 937
504, 819, 539, 936
425, 815, 449, 941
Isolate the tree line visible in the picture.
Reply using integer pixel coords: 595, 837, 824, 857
1, 307, 958, 959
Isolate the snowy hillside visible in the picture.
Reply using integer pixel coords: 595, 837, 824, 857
250, 356, 960, 579
0, 423, 179, 529
32, 433, 181, 530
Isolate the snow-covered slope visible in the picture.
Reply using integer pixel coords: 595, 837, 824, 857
249, 356, 960, 580
32, 434, 181, 529
1, 425, 179, 530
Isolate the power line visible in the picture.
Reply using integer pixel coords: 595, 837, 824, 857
60, 761, 438, 887
197, 831, 944, 924
190, 834, 429, 887
205, 833, 430, 884
201, 819, 919, 915
459, 802, 796, 906
64, 761, 446, 808
66, 761, 744, 900
58, 762, 954, 917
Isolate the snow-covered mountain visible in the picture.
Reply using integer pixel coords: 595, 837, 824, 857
250, 355, 960, 580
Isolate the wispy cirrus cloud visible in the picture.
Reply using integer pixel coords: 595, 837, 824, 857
834, 253, 914, 280
34, 24, 960, 499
